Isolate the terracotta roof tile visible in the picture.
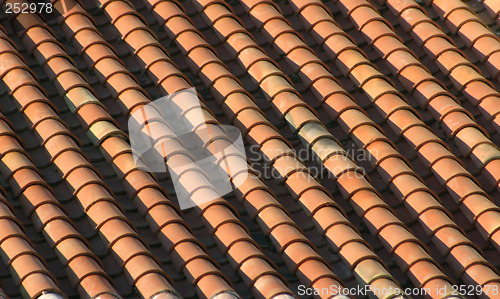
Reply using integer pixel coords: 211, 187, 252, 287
188, 0, 496, 292
0, 191, 60, 298
24, 3, 267, 296
282, 0, 500, 241
80, 0, 414, 296
152, 0, 414, 292
0, 0, 500, 297
168, 0, 450, 296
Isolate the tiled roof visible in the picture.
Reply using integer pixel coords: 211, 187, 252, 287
0, 0, 499, 298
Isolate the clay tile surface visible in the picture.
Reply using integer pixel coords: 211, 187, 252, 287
0, 0, 500, 298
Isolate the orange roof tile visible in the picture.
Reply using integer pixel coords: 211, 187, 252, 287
0, 0, 499, 298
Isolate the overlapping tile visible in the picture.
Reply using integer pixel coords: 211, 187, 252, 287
0, 0, 499, 297
0, 15, 180, 299
44, 0, 346, 297
0, 151, 61, 298
189, 0, 500, 293
131, 0, 413, 297
4, 1, 244, 298
375, 0, 500, 138
0, 112, 120, 298
59, 0, 359, 297
271, 0, 500, 256
324, 0, 500, 193
427, 0, 500, 80
175, 0, 468, 296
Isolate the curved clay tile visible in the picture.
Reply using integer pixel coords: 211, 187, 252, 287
0, 0, 499, 297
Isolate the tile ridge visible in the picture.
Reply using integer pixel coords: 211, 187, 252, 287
190, 0, 456, 295
0, 115, 121, 298
87, 0, 347, 294
141, 0, 407, 295
0, 26, 179, 299
0, 189, 62, 298
379, 0, 500, 137
51, 0, 308, 297
10, 3, 239, 298
219, 0, 500, 289
288, 0, 500, 254
328, 0, 500, 193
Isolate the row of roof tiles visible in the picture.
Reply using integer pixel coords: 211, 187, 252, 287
53, 0, 339, 297
83, 2, 390, 298
7, 0, 364, 298
0, 110, 121, 298
331, 0, 500, 193
383, 0, 500, 135
2, 2, 234, 298
285, 0, 500, 247
0, 22, 185, 298
227, 0, 500, 290
200, 0, 500, 290
139, 0, 411, 296
0, 0, 499, 298
146, 0, 500, 296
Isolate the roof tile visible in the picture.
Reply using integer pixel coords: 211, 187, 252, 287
0, 0, 499, 296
